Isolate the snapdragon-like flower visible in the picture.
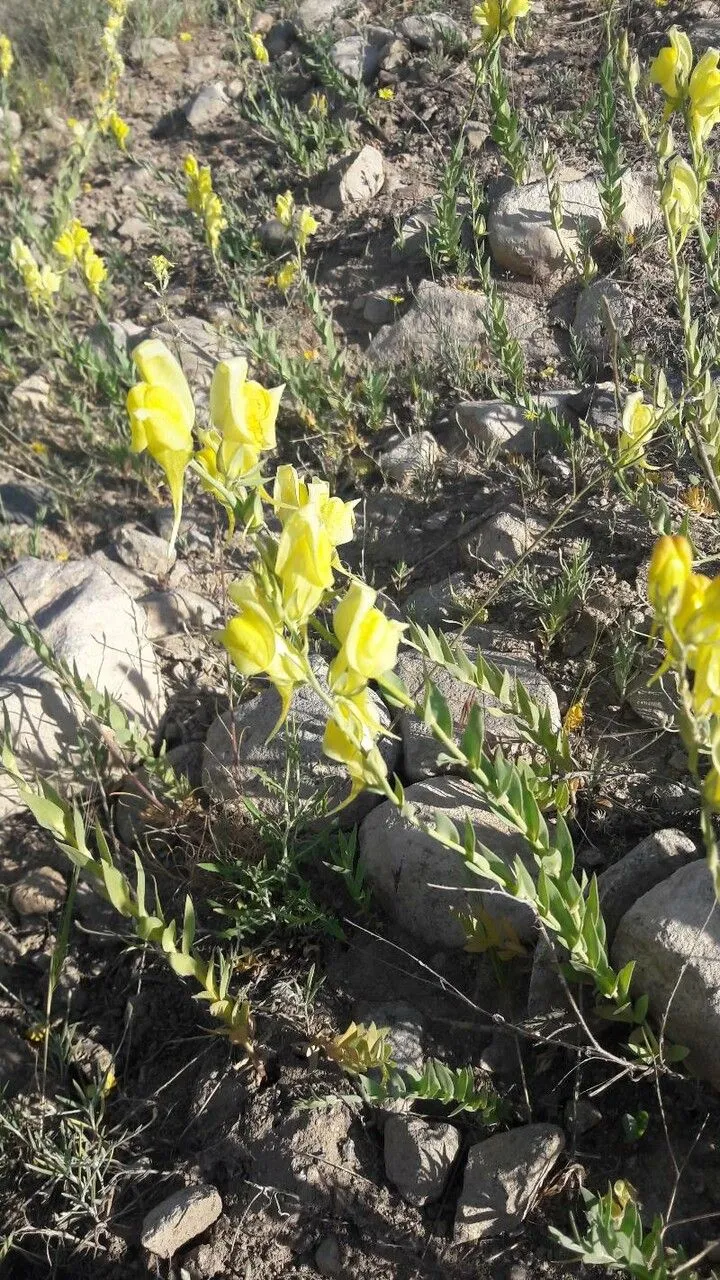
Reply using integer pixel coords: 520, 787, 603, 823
220, 577, 305, 727
53, 219, 107, 297
276, 259, 299, 293
127, 340, 195, 553
275, 190, 295, 227
249, 31, 269, 63
296, 208, 319, 252
647, 534, 693, 617
650, 27, 720, 146
617, 392, 658, 468
197, 356, 284, 484
472, 0, 530, 43
323, 690, 390, 797
0, 32, 13, 78
10, 238, 61, 309
330, 580, 406, 695
661, 156, 700, 245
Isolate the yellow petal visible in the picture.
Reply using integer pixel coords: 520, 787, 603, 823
131, 339, 195, 429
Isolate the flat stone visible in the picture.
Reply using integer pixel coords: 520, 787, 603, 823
454, 1124, 565, 1241
115, 523, 176, 576
398, 12, 466, 50
488, 171, 657, 278
385, 1114, 460, 1206
0, 558, 165, 820
403, 574, 466, 628
452, 397, 575, 455
358, 777, 537, 949
598, 829, 698, 945
612, 861, 720, 1090
139, 586, 219, 639
10, 866, 66, 915
129, 35, 179, 63
141, 1183, 222, 1259
203, 657, 399, 828
320, 145, 385, 210
462, 507, 547, 572
0, 107, 22, 141
295, 0, 346, 30
10, 373, 50, 410
330, 35, 380, 83
396, 642, 560, 782
369, 281, 554, 369
573, 277, 633, 359
117, 216, 152, 243
379, 432, 439, 484
183, 82, 229, 130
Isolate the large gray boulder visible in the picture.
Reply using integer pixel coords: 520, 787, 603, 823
612, 861, 720, 1089
358, 777, 537, 948
384, 1114, 460, 1206
598, 829, 698, 945
0, 558, 165, 819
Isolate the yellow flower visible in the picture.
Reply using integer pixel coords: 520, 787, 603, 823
692, 641, 720, 716
10, 238, 61, 309
647, 534, 693, 618
79, 244, 107, 296
323, 689, 389, 798
683, 484, 714, 515
107, 110, 130, 149
296, 208, 319, 253
0, 33, 13, 78
30, 440, 48, 455
53, 218, 90, 261
209, 357, 283, 480
563, 703, 584, 733
275, 190, 295, 227
309, 92, 328, 116
272, 465, 357, 548
276, 259, 299, 293
378, 87, 395, 100
127, 339, 195, 550
618, 392, 657, 468
688, 48, 720, 145
472, 0, 530, 42
650, 27, 693, 109
330, 580, 405, 694
661, 157, 700, 246
179, 30, 193, 41
249, 31, 269, 63
184, 154, 227, 255
66, 117, 87, 140
275, 506, 335, 623
149, 254, 173, 289
221, 577, 305, 726
303, 348, 319, 361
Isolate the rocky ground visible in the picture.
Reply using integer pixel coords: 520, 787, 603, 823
1, 0, 720, 1276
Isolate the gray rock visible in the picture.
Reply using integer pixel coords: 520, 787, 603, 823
129, 35, 180, 63
320, 145, 385, 209
0, 558, 165, 820
295, 0, 346, 30
183, 82, 229, 130
392, 198, 473, 264
117, 216, 152, 244
462, 507, 547, 572
203, 658, 399, 827
693, 18, 720, 50
452, 399, 563, 455
379, 38, 409, 71
526, 935, 568, 1028
369, 281, 555, 369
582, 380, 619, 434
379, 432, 439, 484
626, 659, 679, 729
398, 12, 466, 50
141, 1183, 222, 1259
0, 481, 47, 527
488, 171, 657, 278
358, 777, 537, 948
0, 106, 22, 141
10, 866, 66, 915
115, 523, 176, 576
10, 373, 51, 410
384, 1114, 460, 1206
396, 643, 559, 783
265, 19, 296, 58
612, 861, 720, 1089
353, 1000, 423, 1072
564, 1098, 602, 1136
330, 35, 380, 83
454, 1124, 565, 1242
258, 216, 294, 255
573, 278, 633, 360
598, 829, 698, 945
315, 1235, 344, 1276
403, 575, 466, 627
0, 1023, 35, 1097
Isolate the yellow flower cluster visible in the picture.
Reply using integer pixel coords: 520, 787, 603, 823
53, 218, 107, 297
248, 31, 269, 63
472, 0, 530, 43
10, 237, 61, 309
273, 192, 318, 291
648, 534, 720, 719
184, 154, 227, 256
650, 27, 720, 147
0, 32, 13, 79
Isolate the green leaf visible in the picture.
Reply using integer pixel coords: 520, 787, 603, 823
424, 682, 453, 738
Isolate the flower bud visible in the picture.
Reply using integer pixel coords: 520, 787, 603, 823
647, 535, 693, 616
